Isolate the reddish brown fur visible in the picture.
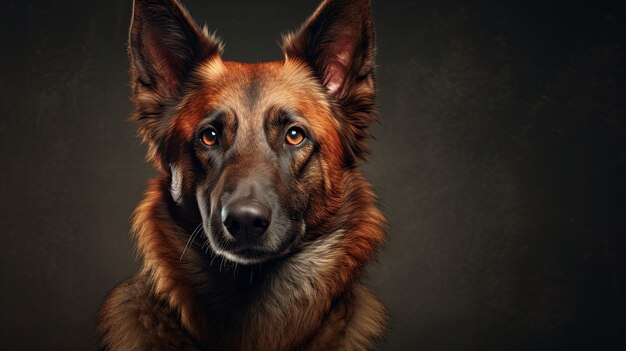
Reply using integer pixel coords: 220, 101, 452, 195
98, 0, 386, 350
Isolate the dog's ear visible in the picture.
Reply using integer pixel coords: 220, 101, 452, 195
130, 0, 222, 100
281, 0, 376, 161
129, 0, 222, 158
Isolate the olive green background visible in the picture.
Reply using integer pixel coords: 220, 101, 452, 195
1, 0, 625, 349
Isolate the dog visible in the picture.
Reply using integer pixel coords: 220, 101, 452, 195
97, 0, 386, 349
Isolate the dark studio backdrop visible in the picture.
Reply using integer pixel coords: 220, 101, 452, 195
1, 0, 625, 350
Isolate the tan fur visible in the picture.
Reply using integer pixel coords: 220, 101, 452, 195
99, 175, 386, 350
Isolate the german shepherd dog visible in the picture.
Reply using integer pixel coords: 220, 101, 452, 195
97, 0, 386, 349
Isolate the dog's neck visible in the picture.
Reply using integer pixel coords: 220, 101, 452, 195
132, 174, 384, 349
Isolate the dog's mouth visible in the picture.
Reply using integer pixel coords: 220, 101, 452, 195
216, 246, 290, 265
202, 217, 305, 265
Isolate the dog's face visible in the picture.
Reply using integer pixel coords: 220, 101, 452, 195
129, 0, 376, 264
186, 62, 338, 264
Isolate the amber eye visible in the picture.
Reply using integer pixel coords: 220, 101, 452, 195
200, 127, 218, 146
285, 127, 306, 146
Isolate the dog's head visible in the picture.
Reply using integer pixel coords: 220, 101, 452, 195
129, 0, 376, 265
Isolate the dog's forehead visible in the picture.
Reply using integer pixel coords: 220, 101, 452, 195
175, 59, 341, 154
195, 59, 331, 121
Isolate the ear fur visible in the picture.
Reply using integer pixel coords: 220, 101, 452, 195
129, 0, 223, 168
281, 0, 377, 161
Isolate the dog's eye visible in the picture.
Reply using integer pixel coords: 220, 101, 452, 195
200, 128, 218, 146
285, 127, 305, 146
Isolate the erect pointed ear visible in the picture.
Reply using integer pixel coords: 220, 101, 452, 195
281, 0, 377, 161
281, 0, 375, 98
129, 0, 222, 169
130, 0, 222, 99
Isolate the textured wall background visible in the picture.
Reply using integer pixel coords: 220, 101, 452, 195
1, 0, 625, 350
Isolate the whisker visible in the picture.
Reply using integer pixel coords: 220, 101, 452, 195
209, 252, 217, 267
180, 223, 203, 261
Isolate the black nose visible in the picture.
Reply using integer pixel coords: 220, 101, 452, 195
222, 200, 271, 239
